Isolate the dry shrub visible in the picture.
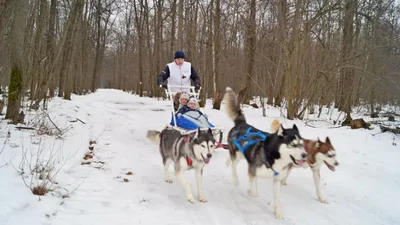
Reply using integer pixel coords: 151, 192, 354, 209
32, 186, 48, 196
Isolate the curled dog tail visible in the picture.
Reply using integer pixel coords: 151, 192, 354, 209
270, 119, 281, 133
146, 130, 161, 144
223, 87, 246, 125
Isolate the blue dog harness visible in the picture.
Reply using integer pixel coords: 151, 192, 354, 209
232, 127, 267, 154
231, 127, 279, 176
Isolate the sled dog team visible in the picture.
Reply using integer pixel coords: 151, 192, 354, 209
146, 87, 339, 220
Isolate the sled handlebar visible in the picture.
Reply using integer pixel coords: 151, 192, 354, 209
164, 85, 201, 97
164, 84, 201, 90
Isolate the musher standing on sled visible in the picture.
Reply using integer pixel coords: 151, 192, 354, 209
157, 50, 201, 111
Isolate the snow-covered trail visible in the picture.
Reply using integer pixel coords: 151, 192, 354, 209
1, 89, 399, 225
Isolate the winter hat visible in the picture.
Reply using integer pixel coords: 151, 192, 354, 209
179, 93, 190, 101
188, 97, 198, 104
174, 51, 185, 59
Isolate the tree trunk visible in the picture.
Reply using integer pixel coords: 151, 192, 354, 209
274, 0, 287, 107
176, 0, 184, 50
91, 0, 102, 92
133, 0, 144, 96
58, 0, 81, 99
238, 0, 256, 104
33, 0, 56, 107
65, 0, 84, 99
169, 0, 177, 55
5, 0, 26, 123
0, 0, 11, 47
30, 0, 47, 104
212, 0, 221, 109
339, 0, 357, 120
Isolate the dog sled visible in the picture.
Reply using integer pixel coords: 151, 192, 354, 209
162, 84, 225, 148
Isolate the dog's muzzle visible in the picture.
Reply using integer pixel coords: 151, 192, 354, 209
290, 153, 307, 166
201, 153, 212, 164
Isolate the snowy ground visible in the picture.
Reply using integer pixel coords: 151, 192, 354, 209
0, 89, 399, 225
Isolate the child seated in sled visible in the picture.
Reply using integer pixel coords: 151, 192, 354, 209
171, 97, 213, 129
177, 93, 190, 110
176, 97, 201, 116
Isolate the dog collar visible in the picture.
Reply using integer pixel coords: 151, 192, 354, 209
183, 136, 196, 165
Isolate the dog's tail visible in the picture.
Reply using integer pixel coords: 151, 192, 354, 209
223, 87, 246, 124
270, 119, 281, 133
146, 130, 161, 144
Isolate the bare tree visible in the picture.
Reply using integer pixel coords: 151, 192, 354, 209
340, 0, 357, 124
5, 0, 27, 123
238, 0, 256, 104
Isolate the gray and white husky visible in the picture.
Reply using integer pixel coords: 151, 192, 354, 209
146, 127, 216, 203
223, 87, 308, 219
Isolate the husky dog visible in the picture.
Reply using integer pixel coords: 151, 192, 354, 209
270, 121, 339, 204
223, 87, 308, 219
146, 127, 216, 203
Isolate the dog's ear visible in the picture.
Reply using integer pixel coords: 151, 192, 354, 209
207, 128, 212, 135
325, 136, 331, 145
194, 128, 201, 139
292, 124, 299, 132
315, 140, 320, 149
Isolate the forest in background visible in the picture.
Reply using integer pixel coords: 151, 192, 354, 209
0, 0, 399, 124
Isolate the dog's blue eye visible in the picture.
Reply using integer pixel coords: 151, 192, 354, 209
201, 144, 206, 148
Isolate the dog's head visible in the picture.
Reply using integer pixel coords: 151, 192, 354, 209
275, 124, 308, 166
305, 137, 338, 171
191, 128, 216, 164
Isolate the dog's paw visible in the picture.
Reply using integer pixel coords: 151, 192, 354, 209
165, 179, 173, 183
233, 178, 239, 186
281, 180, 288, 186
247, 189, 258, 197
274, 210, 284, 220
318, 197, 329, 204
199, 196, 208, 203
187, 196, 195, 203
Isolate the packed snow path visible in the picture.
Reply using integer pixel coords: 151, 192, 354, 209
1, 89, 399, 225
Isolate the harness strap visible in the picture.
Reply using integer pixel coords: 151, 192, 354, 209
231, 127, 267, 154
268, 163, 279, 176
186, 155, 193, 166
183, 136, 190, 143
183, 136, 193, 166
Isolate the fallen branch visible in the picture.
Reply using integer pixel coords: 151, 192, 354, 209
69, 118, 86, 124
380, 125, 400, 134
44, 112, 62, 133
15, 126, 35, 130
304, 122, 342, 129
76, 118, 86, 124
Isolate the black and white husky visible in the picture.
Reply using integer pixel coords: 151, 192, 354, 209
223, 87, 308, 219
146, 127, 216, 203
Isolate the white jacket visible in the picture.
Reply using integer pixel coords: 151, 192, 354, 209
167, 61, 192, 92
